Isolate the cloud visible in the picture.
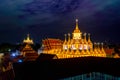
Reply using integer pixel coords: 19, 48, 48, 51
0, 0, 120, 29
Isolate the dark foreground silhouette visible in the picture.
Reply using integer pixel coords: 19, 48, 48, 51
13, 57, 120, 80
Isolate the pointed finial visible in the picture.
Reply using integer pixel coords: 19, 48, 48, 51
27, 33, 30, 37
101, 42, 104, 48
76, 19, 78, 22
83, 33, 87, 43
84, 33, 87, 39
97, 42, 100, 45
68, 33, 70, 36
27, 34, 30, 39
64, 34, 67, 37
88, 33, 90, 37
68, 33, 70, 40
88, 33, 90, 38
84, 33, 87, 36
67, 33, 71, 42
64, 34, 67, 42
75, 19, 79, 30
97, 42, 100, 48
88, 33, 91, 42
94, 42, 96, 48
73, 19, 80, 33
101, 42, 103, 45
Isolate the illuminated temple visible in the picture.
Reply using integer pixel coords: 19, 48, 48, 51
42, 19, 106, 58
23, 34, 34, 44
21, 44, 38, 61
21, 34, 38, 61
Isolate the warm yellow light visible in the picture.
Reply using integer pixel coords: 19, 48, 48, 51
42, 19, 106, 59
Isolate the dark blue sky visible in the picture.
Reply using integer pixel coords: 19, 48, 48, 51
0, 0, 120, 44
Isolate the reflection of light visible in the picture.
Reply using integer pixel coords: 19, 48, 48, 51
11, 53, 16, 57
18, 59, 23, 63
8, 49, 11, 52
38, 49, 43, 55
11, 50, 20, 57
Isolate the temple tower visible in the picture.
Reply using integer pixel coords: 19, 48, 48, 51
72, 19, 82, 40
23, 34, 34, 44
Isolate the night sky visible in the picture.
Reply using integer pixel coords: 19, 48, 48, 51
0, 0, 120, 44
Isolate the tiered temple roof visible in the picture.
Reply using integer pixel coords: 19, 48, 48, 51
21, 44, 38, 61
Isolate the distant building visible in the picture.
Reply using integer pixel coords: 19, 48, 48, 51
104, 48, 114, 57
23, 34, 34, 44
20, 44, 38, 61
17, 34, 38, 61
113, 54, 120, 58
42, 19, 106, 58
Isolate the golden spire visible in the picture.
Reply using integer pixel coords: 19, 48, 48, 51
101, 43, 105, 52
68, 33, 71, 42
84, 33, 87, 43
76, 19, 79, 30
94, 42, 98, 54
101, 43, 103, 49
67, 33, 71, 49
23, 34, 34, 44
101, 42, 106, 56
97, 42, 101, 53
27, 34, 30, 40
88, 33, 92, 43
94, 42, 97, 49
64, 34, 67, 44
73, 19, 80, 33
97, 42, 100, 48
